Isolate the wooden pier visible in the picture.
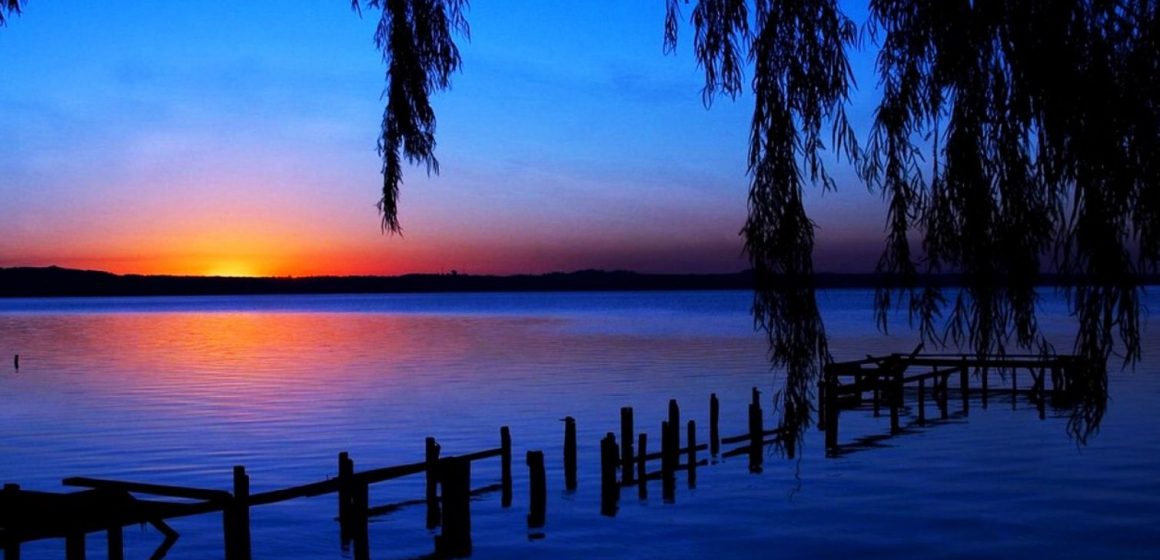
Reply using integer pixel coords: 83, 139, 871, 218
2, 353, 1090, 558
820, 351, 1092, 454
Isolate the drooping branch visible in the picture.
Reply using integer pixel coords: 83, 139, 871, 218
0, 0, 24, 26
355, 0, 469, 233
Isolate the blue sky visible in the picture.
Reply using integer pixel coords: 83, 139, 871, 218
0, 1, 887, 276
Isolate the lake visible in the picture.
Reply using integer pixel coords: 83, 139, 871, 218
1, 290, 1158, 559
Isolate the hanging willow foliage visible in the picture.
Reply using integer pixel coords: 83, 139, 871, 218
0, 0, 23, 26
666, 0, 1159, 447
667, 0, 859, 454
353, 0, 469, 233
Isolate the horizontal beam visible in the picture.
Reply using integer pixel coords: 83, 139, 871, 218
61, 477, 229, 502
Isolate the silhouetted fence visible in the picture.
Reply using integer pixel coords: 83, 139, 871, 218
2, 355, 1087, 559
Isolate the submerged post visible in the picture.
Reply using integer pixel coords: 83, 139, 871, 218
600, 433, 619, 517
748, 402, 763, 473
686, 420, 697, 489
563, 416, 577, 491
526, 451, 546, 529
426, 437, 441, 529
709, 393, 720, 457
500, 426, 512, 508
435, 458, 472, 558
636, 432, 647, 485
960, 358, 970, 414
917, 378, 926, 426
661, 420, 675, 502
107, 525, 124, 560
620, 407, 634, 484
224, 465, 252, 560
824, 377, 839, 453
667, 399, 680, 457
337, 450, 355, 549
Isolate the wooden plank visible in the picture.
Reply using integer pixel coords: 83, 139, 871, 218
61, 478, 229, 502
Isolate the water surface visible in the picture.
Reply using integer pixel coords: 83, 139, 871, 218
1, 291, 1157, 558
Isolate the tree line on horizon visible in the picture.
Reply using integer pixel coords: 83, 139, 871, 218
4, 1, 1158, 447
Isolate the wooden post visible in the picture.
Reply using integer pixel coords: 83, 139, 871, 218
636, 432, 648, 500
426, 437, 441, 529
824, 378, 838, 453
435, 458, 472, 558
351, 481, 370, 560
709, 393, 720, 457
224, 465, 252, 560
661, 420, 675, 502
4, 484, 20, 560
338, 451, 353, 534
500, 426, 512, 508
636, 433, 647, 486
981, 366, 989, 408
107, 525, 123, 560
686, 420, 697, 489
563, 416, 577, 491
872, 385, 881, 417
526, 451, 546, 529
620, 407, 635, 484
748, 402, 763, 473
889, 372, 901, 434
600, 433, 619, 517
667, 399, 680, 457
939, 373, 949, 419
917, 378, 926, 426
65, 533, 84, 560
960, 359, 970, 414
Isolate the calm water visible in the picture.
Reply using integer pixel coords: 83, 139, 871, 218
1, 290, 1158, 559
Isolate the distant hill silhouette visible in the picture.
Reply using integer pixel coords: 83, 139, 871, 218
0, 266, 1155, 298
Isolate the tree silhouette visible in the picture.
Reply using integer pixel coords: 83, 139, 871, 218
0, 0, 22, 26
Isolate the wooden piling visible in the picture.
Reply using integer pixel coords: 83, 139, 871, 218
667, 399, 680, 457
500, 426, 512, 508
636, 432, 647, 486
889, 373, 901, 434
981, 366, 990, 408
526, 451, 546, 529
824, 378, 838, 452
4, 484, 20, 560
661, 420, 675, 502
224, 465, 252, 560
917, 378, 926, 425
709, 393, 720, 457
747, 402, 763, 473
620, 407, 634, 484
686, 420, 697, 489
12, 354, 17, 370
425, 437, 441, 529
563, 416, 577, 491
350, 480, 369, 560
338, 452, 352, 526
600, 433, 619, 517
435, 458, 472, 558
960, 359, 970, 414
107, 525, 123, 560
65, 533, 84, 560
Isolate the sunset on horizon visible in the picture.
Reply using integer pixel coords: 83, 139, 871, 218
0, 2, 885, 278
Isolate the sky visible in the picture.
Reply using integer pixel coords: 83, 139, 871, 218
0, 1, 887, 277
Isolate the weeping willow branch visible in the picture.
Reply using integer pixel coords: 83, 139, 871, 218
354, 0, 469, 233
669, 0, 858, 455
0, 0, 24, 26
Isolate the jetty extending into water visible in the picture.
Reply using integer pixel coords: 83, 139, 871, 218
1, 350, 1091, 559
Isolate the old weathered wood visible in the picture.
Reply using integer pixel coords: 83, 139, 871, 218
748, 402, 763, 473
337, 452, 353, 529
563, 416, 577, 491
224, 465, 251, 560
425, 437, 441, 529
636, 433, 647, 485
709, 393, 720, 457
667, 399, 680, 459
435, 458, 472, 558
63, 533, 84, 560
620, 407, 634, 484
526, 451, 546, 529
106, 525, 123, 560
500, 426, 512, 508
917, 378, 926, 425
686, 420, 697, 489
600, 433, 619, 517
